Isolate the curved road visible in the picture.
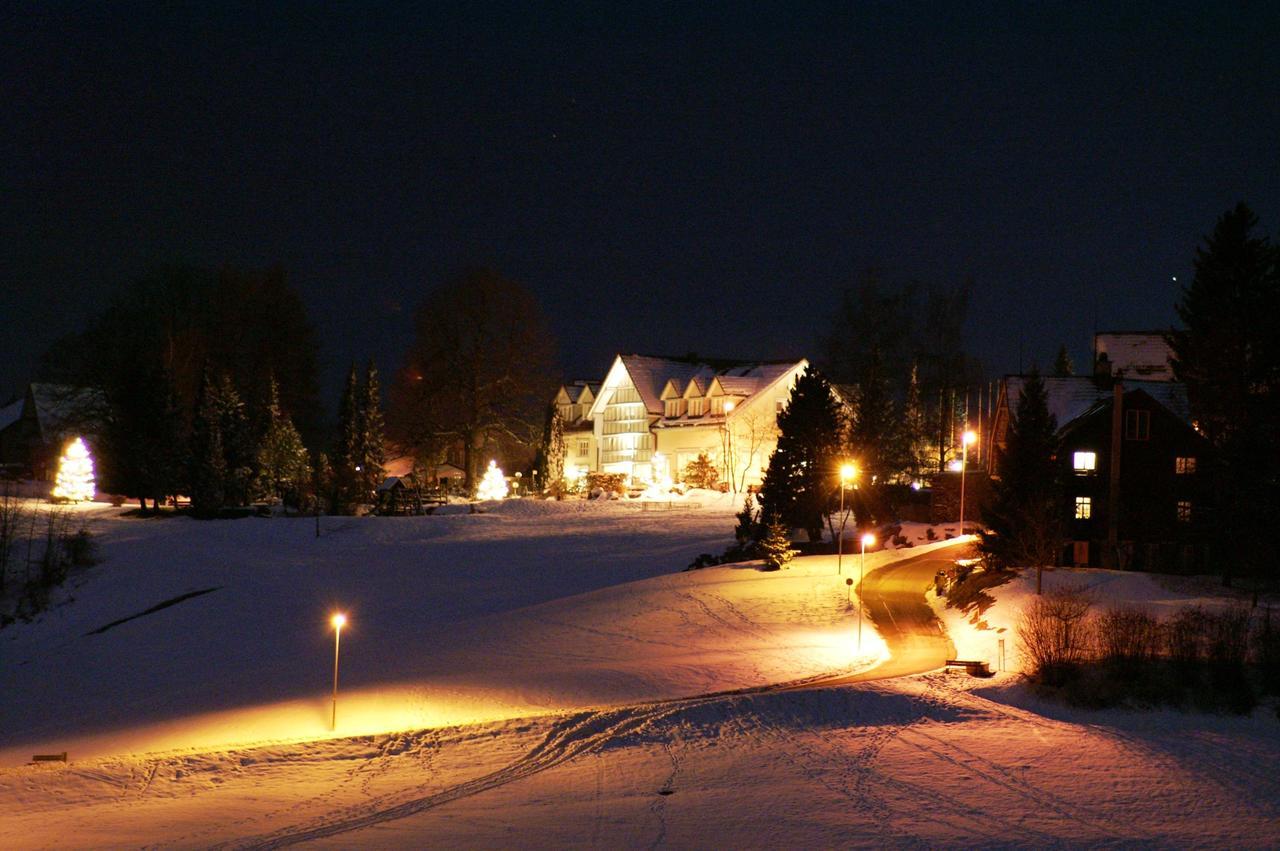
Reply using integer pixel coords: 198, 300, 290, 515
790, 545, 964, 689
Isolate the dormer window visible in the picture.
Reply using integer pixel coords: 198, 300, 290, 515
665, 399, 685, 418
688, 398, 704, 417
1072, 451, 1097, 475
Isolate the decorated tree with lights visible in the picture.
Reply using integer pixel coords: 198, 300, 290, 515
52, 437, 96, 502
475, 460, 509, 500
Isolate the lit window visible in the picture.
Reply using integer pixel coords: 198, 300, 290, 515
1177, 500, 1192, 522
1125, 409, 1150, 440
1072, 451, 1097, 474
577, 440, 589, 457
1175, 456, 1196, 475
1074, 496, 1092, 519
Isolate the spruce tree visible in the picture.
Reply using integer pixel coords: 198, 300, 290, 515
542, 407, 566, 495
847, 347, 904, 516
216, 373, 254, 506
1169, 203, 1280, 587
255, 375, 311, 505
190, 367, 227, 517
334, 364, 361, 512
1052, 345, 1074, 377
356, 360, 386, 498
902, 363, 929, 479
979, 370, 1061, 582
759, 517, 796, 571
759, 367, 844, 541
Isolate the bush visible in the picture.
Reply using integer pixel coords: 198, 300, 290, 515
1253, 606, 1280, 697
1094, 607, 1161, 672
585, 473, 626, 495
681, 453, 719, 490
1017, 585, 1093, 685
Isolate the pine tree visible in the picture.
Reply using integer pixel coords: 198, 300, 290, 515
847, 347, 904, 514
759, 517, 796, 571
902, 363, 929, 479
255, 375, 311, 505
356, 360, 386, 498
216, 373, 254, 506
542, 407, 566, 496
334, 364, 361, 512
1052, 345, 1074, 377
1169, 203, 1280, 587
733, 495, 760, 547
979, 370, 1061, 583
190, 368, 227, 517
759, 367, 845, 541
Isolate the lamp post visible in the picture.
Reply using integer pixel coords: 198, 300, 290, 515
959, 429, 977, 534
859, 533, 875, 651
837, 463, 856, 575
330, 612, 346, 731
722, 400, 736, 494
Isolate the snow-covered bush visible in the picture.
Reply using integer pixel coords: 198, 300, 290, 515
759, 519, 796, 571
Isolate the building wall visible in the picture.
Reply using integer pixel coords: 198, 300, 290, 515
1059, 391, 1210, 571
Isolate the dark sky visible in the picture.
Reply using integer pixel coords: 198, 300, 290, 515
3, 2, 1278, 405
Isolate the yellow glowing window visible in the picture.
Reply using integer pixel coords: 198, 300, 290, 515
1177, 500, 1192, 522
1074, 496, 1092, 519
1175, 456, 1196, 475
1073, 451, 1097, 474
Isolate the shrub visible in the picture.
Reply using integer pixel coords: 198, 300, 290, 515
1094, 607, 1161, 672
1164, 606, 1209, 670
1253, 606, 1280, 697
585, 473, 626, 495
681, 453, 719, 490
1017, 585, 1093, 685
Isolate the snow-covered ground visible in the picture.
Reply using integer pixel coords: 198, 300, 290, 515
2, 499, 1279, 848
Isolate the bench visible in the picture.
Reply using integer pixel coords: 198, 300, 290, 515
945, 659, 994, 678
32, 752, 67, 763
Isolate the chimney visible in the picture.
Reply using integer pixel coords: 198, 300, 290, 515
1106, 381, 1123, 567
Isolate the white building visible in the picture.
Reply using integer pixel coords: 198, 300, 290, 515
577, 354, 809, 488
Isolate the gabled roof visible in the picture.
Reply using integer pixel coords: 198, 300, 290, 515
1002, 375, 1191, 431
590, 354, 807, 419
27, 384, 106, 439
683, 376, 710, 398
0, 398, 22, 432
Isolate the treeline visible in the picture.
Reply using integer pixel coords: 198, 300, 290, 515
40, 266, 386, 515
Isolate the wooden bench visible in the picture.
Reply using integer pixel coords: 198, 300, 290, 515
32, 752, 67, 763
945, 659, 994, 678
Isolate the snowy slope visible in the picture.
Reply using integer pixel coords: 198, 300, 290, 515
2, 503, 1278, 848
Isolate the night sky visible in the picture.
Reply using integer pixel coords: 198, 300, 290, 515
3, 2, 1278, 405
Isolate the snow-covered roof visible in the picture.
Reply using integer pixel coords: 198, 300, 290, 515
1003, 375, 1191, 430
0, 398, 22, 432
618, 356, 717, 414
27, 384, 105, 439
1095, 332, 1175, 381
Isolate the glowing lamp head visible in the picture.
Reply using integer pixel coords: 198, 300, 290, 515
723, 400, 735, 414
839, 463, 856, 483
962, 430, 977, 446
861, 533, 875, 548
331, 613, 347, 630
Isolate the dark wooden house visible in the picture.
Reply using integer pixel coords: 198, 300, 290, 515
989, 375, 1211, 573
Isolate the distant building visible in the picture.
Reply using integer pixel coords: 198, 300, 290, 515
563, 354, 810, 488
988, 373, 1210, 572
0, 384, 105, 479
553, 380, 600, 478
1093, 331, 1176, 382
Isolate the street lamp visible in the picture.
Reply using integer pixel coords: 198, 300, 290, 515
859, 533, 875, 651
330, 612, 346, 731
959, 429, 977, 534
837, 463, 856, 575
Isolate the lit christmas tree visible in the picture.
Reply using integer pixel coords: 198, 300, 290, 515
475, 459, 509, 500
52, 437, 96, 503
